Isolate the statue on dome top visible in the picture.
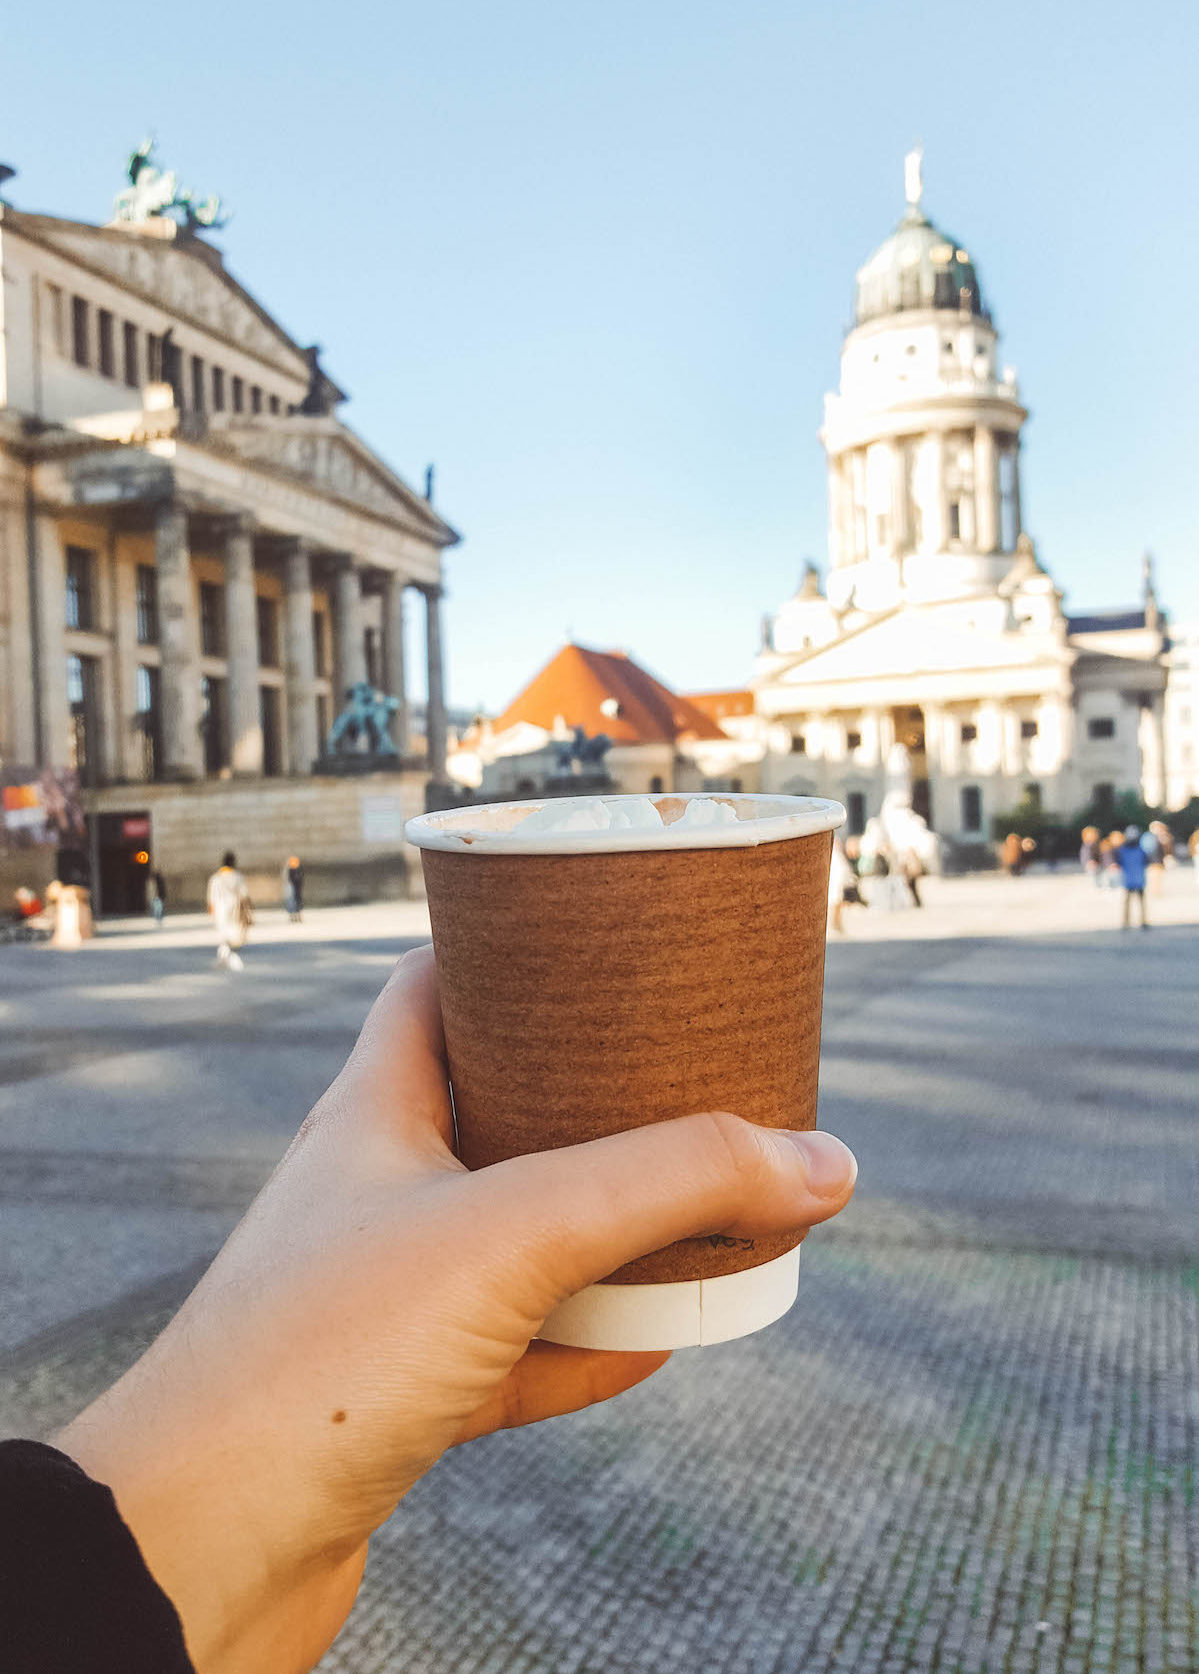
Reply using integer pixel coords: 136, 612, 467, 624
904, 146, 924, 209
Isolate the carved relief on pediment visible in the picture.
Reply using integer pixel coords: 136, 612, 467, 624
216, 426, 422, 525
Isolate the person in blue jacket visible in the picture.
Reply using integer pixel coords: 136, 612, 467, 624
1115, 824, 1149, 929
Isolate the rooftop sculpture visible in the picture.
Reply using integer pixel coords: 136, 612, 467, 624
112, 139, 229, 233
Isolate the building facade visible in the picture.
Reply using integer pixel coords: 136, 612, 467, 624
0, 157, 458, 907
755, 155, 1174, 846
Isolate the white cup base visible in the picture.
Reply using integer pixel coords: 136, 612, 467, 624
537, 1247, 801, 1351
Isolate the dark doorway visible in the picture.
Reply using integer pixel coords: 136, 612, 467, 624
913, 777, 932, 826
96, 811, 152, 916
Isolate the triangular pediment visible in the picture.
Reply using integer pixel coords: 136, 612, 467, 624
206, 416, 458, 544
766, 602, 1068, 688
16, 213, 308, 378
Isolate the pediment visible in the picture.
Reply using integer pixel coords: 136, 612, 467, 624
209, 418, 455, 542
26, 217, 308, 378
770, 605, 1066, 687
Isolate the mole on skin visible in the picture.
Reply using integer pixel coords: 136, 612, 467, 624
331, 1410, 347, 1424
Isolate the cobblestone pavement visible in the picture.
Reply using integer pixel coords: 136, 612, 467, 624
1, 872, 1197, 1673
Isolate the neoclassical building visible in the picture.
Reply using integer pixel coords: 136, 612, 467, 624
0, 152, 457, 908
755, 154, 1173, 843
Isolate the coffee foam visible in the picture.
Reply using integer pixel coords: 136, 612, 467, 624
511, 794, 741, 837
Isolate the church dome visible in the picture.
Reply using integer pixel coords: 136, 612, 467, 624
854, 203, 986, 328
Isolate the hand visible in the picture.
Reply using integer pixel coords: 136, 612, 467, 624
58, 947, 857, 1674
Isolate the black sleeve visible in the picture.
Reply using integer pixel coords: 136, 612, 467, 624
0, 1439, 195, 1674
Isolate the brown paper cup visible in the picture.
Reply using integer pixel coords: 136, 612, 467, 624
405, 792, 844, 1349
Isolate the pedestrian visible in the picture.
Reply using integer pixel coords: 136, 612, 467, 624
1190, 827, 1199, 884
283, 854, 305, 923
1001, 831, 1024, 877
148, 871, 166, 927
827, 837, 855, 934
1079, 826, 1102, 883
206, 851, 252, 971
900, 847, 924, 907
1114, 825, 1149, 930
1143, 822, 1169, 896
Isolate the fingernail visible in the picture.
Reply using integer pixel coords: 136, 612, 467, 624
788, 1131, 858, 1198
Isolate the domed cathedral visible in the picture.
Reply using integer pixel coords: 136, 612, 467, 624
754, 152, 1173, 846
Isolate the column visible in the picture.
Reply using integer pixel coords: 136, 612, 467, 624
380, 569, 410, 755
889, 441, 909, 556
282, 539, 319, 775
977, 699, 1004, 778
1138, 698, 1166, 807
922, 434, 945, 553
974, 426, 998, 553
33, 514, 71, 768
423, 582, 448, 783
334, 560, 367, 696
108, 536, 138, 782
224, 518, 263, 775
155, 501, 203, 780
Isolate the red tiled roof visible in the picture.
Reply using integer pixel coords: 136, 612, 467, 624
682, 688, 755, 723
490, 644, 726, 745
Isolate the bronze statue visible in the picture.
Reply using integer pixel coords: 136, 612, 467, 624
327, 682, 401, 757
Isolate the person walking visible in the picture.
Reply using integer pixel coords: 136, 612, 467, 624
1115, 825, 1149, 930
1143, 822, 1169, 896
1079, 826, 1102, 883
1001, 831, 1024, 877
206, 851, 252, 971
283, 855, 305, 923
148, 871, 167, 927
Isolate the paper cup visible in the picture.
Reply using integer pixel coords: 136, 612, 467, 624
405, 792, 844, 1349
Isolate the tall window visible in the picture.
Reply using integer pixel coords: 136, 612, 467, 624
961, 785, 981, 833
135, 564, 159, 644
260, 685, 283, 776
1020, 719, 1039, 740
232, 375, 244, 414
71, 296, 90, 367
1023, 783, 1042, 809
211, 366, 225, 412
44, 283, 65, 353
98, 309, 116, 378
67, 654, 101, 779
136, 665, 163, 780
948, 501, 961, 541
123, 321, 140, 389
1087, 717, 1115, 740
65, 547, 96, 630
1093, 783, 1115, 818
790, 734, 807, 755
268, 394, 281, 415
312, 610, 327, 676
960, 721, 978, 743
999, 445, 1020, 550
190, 355, 206, 412
256, 596, 280, 667
199, 582, 226, 656
364, 626, 380, 686
201, 676, 227, 775
250, 385, 263, 414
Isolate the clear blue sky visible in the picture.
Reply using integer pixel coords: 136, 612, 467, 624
6, 1, 1197, 710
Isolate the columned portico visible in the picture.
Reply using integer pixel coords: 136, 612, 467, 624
422, 582, 448, 782
224, 517, 263, 775
282, 538, 319, 775
155, 500, 203, 780
381, 570, 410, 754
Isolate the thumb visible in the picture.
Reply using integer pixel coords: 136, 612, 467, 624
463, 1113, 857, 1317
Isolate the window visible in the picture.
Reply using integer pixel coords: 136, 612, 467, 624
312, 611, 327, 676
1093, 782, 1115, 817
960, 722, 978, 743
232, 375, 244, 414
1023, 783, 1042, 809
212, 366, 225, 412
948, 501, 961, 540
268, 394, 281, 415
790, 734, 806, 755
123, 321, 140, 389
1020, 719, 1039, 740
67, 653, 101, 779
649, 776, 664, 794
260, 685, 283, 776
999, 445, 1020, 550
1087, 717, 1115, 740
65, 546, 96, 630
135, 665, 163, 780
364, 626, 380, 686
250, 385, 262, 414
199, 582, 226, 657
846, 730, 862, 751
190, 356, 205, 412
44, 283, 65, 353
135, 564, 159, 644
71, 295, 90, 367
847, 791, 866, 836
98, 309, 115, 377
961, 785, 981, 833
256, 596, 280, 667
146, 332, 162, 381
200, 676, 227, 775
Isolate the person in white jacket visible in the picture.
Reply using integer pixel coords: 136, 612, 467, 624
206, 851, 252, 971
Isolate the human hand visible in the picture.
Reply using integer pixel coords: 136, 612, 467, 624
58, 947, 857, 1674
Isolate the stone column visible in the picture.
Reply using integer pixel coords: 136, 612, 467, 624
334, 561, 367, 697
155, 501, 203, 780
977, 699, 1004, 778
1138, 698, 1166, 807
974, 426, 998, 553
224, 518, 263, 775
890, 441, 909, 556
423, 582, 448, 782
282, 539, 319, 775
381, 570, 410, 755
33, 514, 71, 768
922, 433, 945, 553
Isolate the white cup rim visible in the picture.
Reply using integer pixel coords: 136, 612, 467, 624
405, 792, 845, 856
